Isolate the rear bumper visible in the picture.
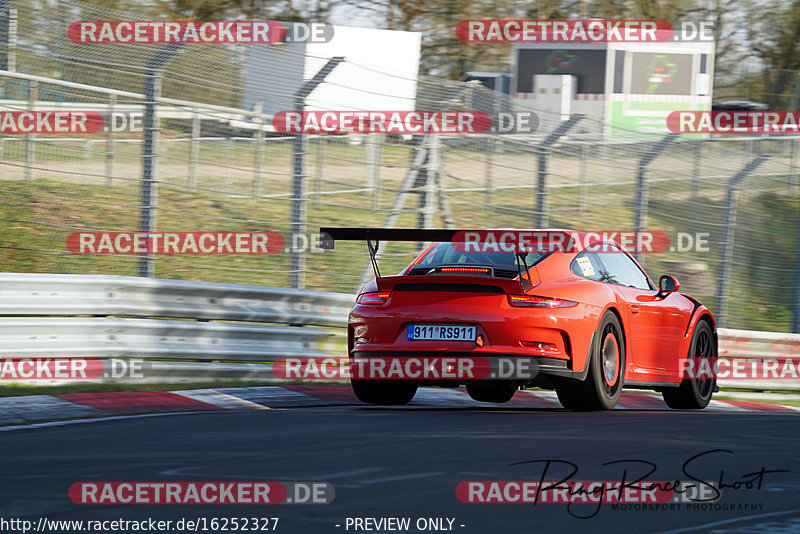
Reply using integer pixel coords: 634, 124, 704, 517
349, 292, 600, 373
348, 351, 586, 384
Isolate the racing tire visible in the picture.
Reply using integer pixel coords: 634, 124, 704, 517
351, 379, 417, 405
663, 320, 716, 409
465, 382, 517, 403
556, 311, 626, 411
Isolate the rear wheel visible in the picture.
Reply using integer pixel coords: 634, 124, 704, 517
466, 382, 517, 403
351, 379, 417, 405
663, 320, 716, 409
556, 311, 625, 411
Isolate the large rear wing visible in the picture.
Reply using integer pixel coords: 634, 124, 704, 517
319, 228, 469, 249
318, 227, 569, 292
318, 227, 581, 250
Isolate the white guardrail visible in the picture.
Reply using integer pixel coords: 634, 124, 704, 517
0, 274, 352, 381
0, 273, 798, 390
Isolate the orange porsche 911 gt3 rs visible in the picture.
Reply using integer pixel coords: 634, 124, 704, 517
320, 228, 718, 411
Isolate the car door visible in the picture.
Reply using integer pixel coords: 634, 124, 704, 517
591, 245, 690, 375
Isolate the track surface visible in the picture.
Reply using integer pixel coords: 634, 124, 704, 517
1, 388, 799, 534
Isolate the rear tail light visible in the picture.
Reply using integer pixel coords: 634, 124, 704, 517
508, 295, 577, 308
357, 291, 391, 304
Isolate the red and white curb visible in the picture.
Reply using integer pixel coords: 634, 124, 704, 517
0, 387, 797, 425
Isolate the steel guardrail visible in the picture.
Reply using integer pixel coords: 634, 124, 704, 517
0, 273, 353, 327
0, 273, 797, 390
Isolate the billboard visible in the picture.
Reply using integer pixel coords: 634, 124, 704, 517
630, 52, 693, 95
516, 48, 606, 93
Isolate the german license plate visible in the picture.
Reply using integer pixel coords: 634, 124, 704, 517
407, 325, 477, 341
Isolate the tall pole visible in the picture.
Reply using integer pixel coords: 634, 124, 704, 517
535, 114, 583, 227
633, 133, 679, 259
139, 69, 160, 277
715, 156, 768, 327
289, 57, 344, 289
138, 43, 183, 277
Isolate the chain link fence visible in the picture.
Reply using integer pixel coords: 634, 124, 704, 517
1, 0, 799, 333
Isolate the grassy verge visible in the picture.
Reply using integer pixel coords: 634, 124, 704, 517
1, 166, 797, 327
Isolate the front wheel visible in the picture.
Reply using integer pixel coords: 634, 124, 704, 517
663, 320, 716, 409
556, 311, 625, 411
351, 379, 417, 405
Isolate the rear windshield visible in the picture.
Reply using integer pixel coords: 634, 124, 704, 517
407, 242, 549, 278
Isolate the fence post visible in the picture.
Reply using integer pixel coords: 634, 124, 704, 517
536, 114, 583, 227
484, 137, 494, 206
790, 137, 798, 196
187, 109, 199, 191
633, 133, 679, 258
792, 206, 800, 333
252, 102, 263, 199
82, 139, 92, 183
224, 137, 232, 193
313, 136, 324, 207
139, 70, 161, 277
139, 43, 182, 278
290, 57, 344, 289
715, 155, 769, 327
6, 8, 15, 73
422, 136, 441, 228
742, 138, 753, 200
692, 140, 701, 197
366, 133, 382, 210
578, 142, 587, 213
794, 208, 800, 333
105, 93, 115, 186
24, 79, 36, 181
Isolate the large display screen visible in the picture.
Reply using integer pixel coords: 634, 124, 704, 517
515, 48, 607, 93
630, 52, 693, 95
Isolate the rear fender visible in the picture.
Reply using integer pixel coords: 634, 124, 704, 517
682, 301, 717, 357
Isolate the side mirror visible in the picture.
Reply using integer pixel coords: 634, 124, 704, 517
658, 275, 680, 297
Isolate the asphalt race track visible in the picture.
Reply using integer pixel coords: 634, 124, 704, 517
0, 390, 798, 534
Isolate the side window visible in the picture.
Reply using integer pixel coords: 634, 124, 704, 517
571, 245, 652, 290
570, 253, 605, 282
594, 246, 652, 290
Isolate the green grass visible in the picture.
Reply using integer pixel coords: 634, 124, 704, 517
1, 158, 798, 328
